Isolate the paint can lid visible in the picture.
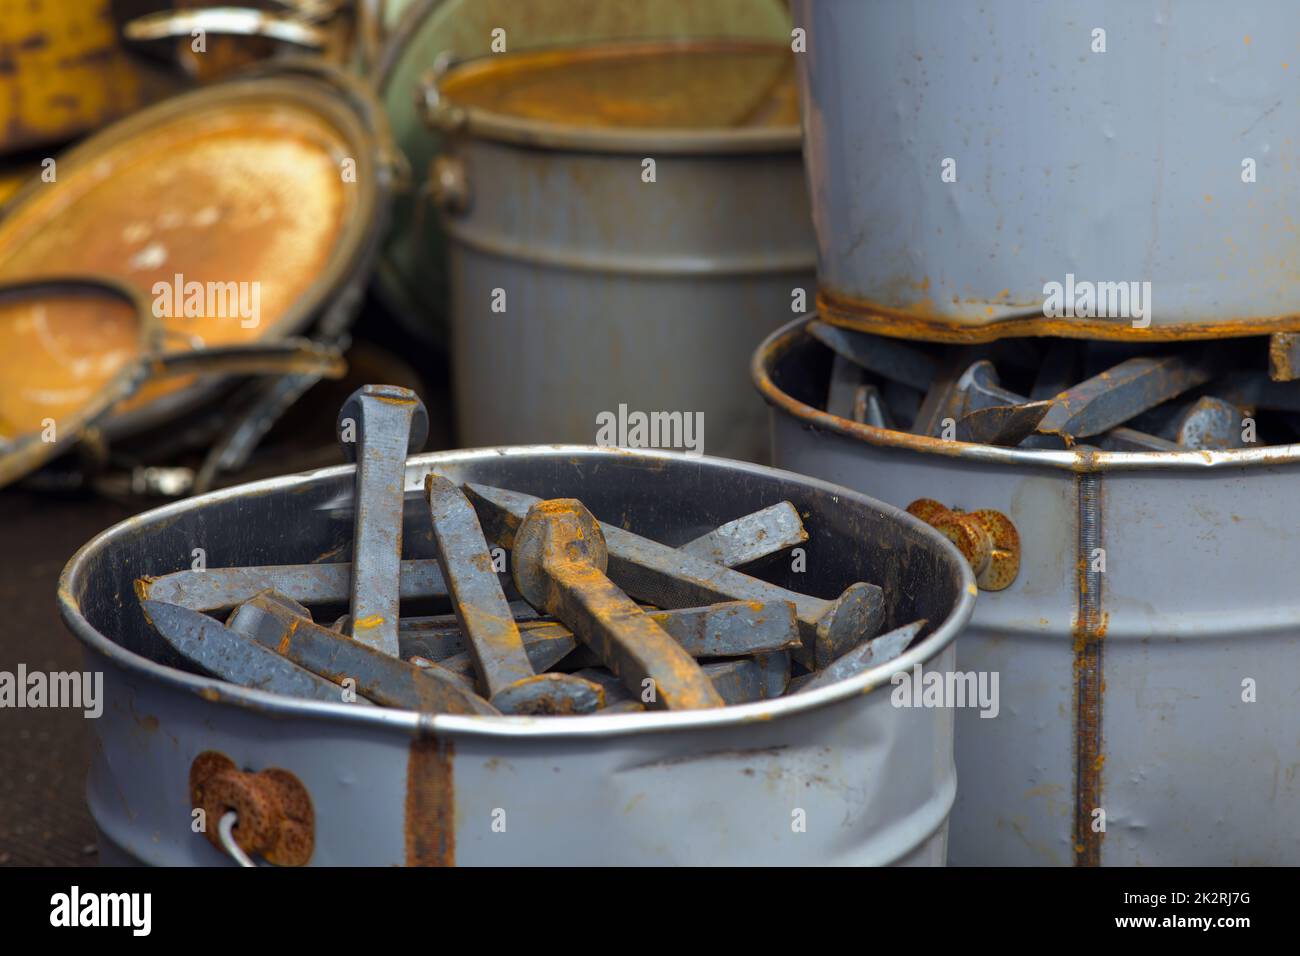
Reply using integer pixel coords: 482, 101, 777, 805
0, 65, 389, 436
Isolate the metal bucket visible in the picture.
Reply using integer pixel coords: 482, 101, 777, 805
791, 0, 1300, 342
755, 316, 1300, 865
372, 0, 797, 347
58, 446, 974, 866
424, 40, 815, 461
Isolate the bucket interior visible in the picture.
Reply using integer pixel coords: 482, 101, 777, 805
63, 449, 970, 684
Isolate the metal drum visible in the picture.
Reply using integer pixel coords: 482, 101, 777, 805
58, 446, 974, 866
792, 0, 1300, 342
425, 40, 815, 461
373, 0, 796, 346
755, 317, 1300, 865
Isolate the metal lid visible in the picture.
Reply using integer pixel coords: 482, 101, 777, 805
0, 277, 154, 488
0, 66, 391, 433
428, 39, 801, 153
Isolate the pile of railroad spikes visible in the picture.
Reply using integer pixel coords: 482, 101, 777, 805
134, 386, 922, 716
811, 320, 1300, 449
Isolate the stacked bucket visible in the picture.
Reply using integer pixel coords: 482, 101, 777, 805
756, 0, 1300, 865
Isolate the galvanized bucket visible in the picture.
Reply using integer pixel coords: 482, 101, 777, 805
792, 0, 1300, 342
58, 446, 973, 866
755, 316, 1300, 865
423, 40, 815, 461
372, 0, 796, 347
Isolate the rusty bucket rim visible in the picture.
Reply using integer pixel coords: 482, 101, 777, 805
427, 38, 803, 155
57, 445, 975, 740
752, 315, 1300, 473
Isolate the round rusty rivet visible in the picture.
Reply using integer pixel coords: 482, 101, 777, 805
907, 498, 1020, 591
905, 498, 949, 526
967, 509, 1020, 591
908, 499, 990, 574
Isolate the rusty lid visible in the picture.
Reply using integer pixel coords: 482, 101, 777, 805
0, 277, 154, 488
0, 69, 387, 432
430, 39, 801, 153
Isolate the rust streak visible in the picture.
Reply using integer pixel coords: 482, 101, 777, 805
1072, 473, 1105, 866
818, 286, 1300, 345
405, 736, 455, 867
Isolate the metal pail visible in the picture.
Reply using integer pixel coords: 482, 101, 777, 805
372, 0, 796, 346
58, 446, 974, 865
792, 0, 1300, 342
755, 316, 1300, 865
425, 39, 815, 461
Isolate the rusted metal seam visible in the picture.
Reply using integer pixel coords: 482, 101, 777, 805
1072, 472, 1105, 866
405, 732, 455, 866
818, 288, 1300, 345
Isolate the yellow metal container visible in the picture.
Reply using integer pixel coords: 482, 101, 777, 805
0, 1, 160, 154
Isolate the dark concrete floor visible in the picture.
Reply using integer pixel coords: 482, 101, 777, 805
0, 490, 134, 865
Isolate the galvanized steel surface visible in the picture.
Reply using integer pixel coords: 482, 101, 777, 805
757, 318, 1300, 865
372, 0, 796, 345
792, 0, 1300, 341
60, 446, 974, 865
433, 41, 814, 461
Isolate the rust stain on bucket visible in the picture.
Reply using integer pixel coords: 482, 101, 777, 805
406, 736, 455, 866
1072, 472, 1105, 867
818, 286, 1300, 345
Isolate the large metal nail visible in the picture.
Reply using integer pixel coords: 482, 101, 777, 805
226, 591, 498, 715
511, 499, 725, 711
911, 358, 968, 437
425, 473, 602, 715
138, 559, 451, 613
826, 353, 868, 419
853, 384, 894, 429
786, 619, 927, 694
701, 654, 790, 704
418, 600, 799, 673
555, 601, 802, 670
1036, 353, 1216, 440
677, 501, 807, 567
467, 483, 884, 670
1095, 428, 1181, 452
1172, 396, 1246, 449
1269, 332, 1300, 382
336, 384, 429, 656
808, 320, 938, 390
955, 400, 1054, 445
944, 363, 1177, 450
140, 599, 372, 705
573, 654, 790, 709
